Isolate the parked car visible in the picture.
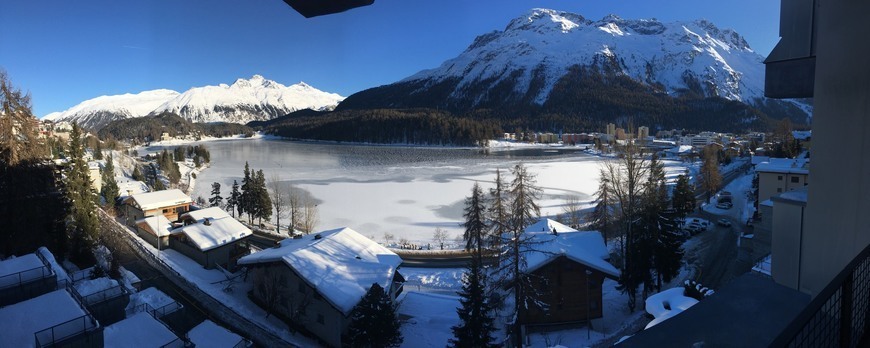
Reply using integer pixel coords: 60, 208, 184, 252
685, 224, 702, 235
716, 202, 733, 209
717, 218, 732, 227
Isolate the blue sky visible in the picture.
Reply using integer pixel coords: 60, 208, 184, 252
0, 0, 780, 117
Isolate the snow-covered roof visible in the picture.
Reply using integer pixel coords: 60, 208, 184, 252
792, 130, 812, 140
125, 189, 192, 211
666, 145, 694, 154
118, 180, 149, 200
136, 214, 175, 237
522, 219, 620, 278
755, 158, 809, 175
0, 289, 97, 348
173, 207, 252, 251
751, 155, 770, 165
103, 312, 180, 347
753, 255, 772, 276
777, 188, 809, 203
0, 253, 51, 289
238, 227, 403, 315
187, 320, 247, 348
760, 199, 774, 207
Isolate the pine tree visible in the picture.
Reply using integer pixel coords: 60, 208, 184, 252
641, 154, 683, 293
590, 172, 613, 245
64, 124, 100, 264
227, 180, 241, 218
240, 162, 253, 224
450, 253, 498, 348
488, 169, 509, 249
131, 165, 144, 182
209, 182, 223, 207
499, 162, 543, 346
100, 154, 120, 206
671, 172, 696, 221
255, 169, 272, 225
93, 141, 103, 160
461, 182, 488, 252
451, 182, 497, 348
345, 283, 403, 348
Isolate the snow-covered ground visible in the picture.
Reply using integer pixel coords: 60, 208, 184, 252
398, 292, 462, 348
702, 172, 755, 224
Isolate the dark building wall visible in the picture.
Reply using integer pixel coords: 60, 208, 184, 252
520, 256, 605, 325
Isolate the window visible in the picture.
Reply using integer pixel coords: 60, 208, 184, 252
791, 176, 800, 183
317, 314, 325, 324
777, 175, 783, 181
163, 209, 169, 213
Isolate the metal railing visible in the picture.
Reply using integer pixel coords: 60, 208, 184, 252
32, 287, 99, 347
80, 284, 128, 305
771, 243, 870, 347
0, 265, 52, 290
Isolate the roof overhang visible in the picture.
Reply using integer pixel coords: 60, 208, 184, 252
281, 0, 374, 18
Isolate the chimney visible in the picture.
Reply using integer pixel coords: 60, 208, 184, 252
203, 218, 211, 226
314, 234, 322, 240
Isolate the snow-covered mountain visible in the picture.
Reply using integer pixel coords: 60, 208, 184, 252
339, 9, 810, 125
45, 76, 344, 129
44, 89, 180, 129
151, 75, 344, 124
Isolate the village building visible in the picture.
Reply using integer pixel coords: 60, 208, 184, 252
238, 227, 404, 347
122, 189, 193, 226
88, 161, 102, 192
755, 158, 810, 202
516, 219, 620, 327
135, 214, 175, 250
168, 207, 252, 270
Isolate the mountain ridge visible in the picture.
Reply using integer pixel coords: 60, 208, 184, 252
337, 8, 811, 129
45, 75, 344, 130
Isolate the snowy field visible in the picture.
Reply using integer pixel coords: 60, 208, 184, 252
143, 138, 693, 246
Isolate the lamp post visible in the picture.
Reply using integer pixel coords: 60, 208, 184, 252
586, 269, 593, 340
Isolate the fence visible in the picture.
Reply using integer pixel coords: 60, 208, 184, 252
0, 264, 53, 290
771, 243, 870, 347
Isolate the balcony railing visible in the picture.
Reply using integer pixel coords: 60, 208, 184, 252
771, 243, 870, 347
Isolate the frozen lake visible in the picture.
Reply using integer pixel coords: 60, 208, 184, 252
148, 139, 686, 245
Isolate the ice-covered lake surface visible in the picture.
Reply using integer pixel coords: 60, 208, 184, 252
146, 139, 688, 245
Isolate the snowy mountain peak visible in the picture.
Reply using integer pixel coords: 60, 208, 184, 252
48, 76, 344, 129
507, 8, 585, 33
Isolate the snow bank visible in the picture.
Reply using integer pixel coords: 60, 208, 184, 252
37, 247, 70, 284
644, 287, 699, 329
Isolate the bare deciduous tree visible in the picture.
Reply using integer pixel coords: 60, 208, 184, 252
560, 195, 584, 228
300, 195, 319, 234
433, 227, 450, 250
268, 174, 288, 234
288, 184, 302, 233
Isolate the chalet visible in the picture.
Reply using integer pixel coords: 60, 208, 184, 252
122, 189, 193, 227
238, 227, 404, 348
135, 214, 174, 250
169, 207, 252, 270
516, 219, 620, 327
